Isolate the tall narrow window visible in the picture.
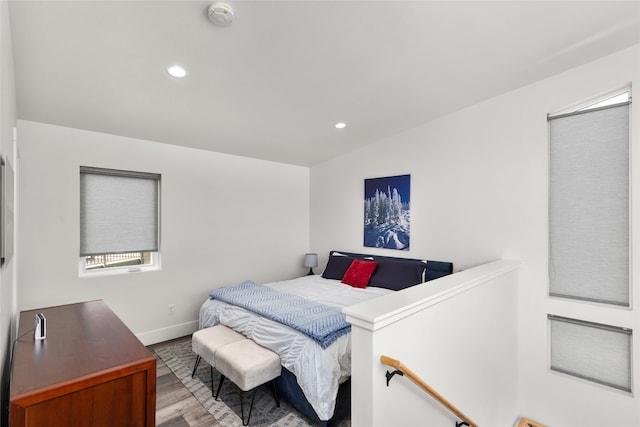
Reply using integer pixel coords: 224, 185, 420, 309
548, 91, 630, 306
80, 166, 161, 273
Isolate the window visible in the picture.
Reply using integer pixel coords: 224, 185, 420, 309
548, 90, 631, 306
80, 166, 160, 274
578, 91, 630, 112
549, 315, 632, 392
547, 90, 633, 393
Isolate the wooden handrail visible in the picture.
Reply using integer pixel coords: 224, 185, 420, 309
380, 355, 479, 427
517, 418, 546, 427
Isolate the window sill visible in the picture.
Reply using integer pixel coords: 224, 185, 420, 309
79, 264, 160, 278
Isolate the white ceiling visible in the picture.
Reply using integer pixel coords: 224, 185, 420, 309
9, 1, 640, 166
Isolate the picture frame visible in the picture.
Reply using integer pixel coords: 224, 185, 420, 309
363, 174, 410, 251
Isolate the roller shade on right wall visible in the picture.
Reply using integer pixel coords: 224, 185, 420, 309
548, 101, 630, 306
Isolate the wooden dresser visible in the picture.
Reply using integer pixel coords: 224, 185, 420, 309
9, 300, 156, 427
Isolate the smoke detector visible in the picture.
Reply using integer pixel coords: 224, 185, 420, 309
208, 2, 234, 26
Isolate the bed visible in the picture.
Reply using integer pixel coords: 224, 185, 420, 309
198, 250, 453, 425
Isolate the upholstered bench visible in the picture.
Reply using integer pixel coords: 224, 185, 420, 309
191, 324, 245, 378
213, 339, 282, 426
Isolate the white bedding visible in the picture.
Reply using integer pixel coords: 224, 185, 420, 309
198, 275, 392, 421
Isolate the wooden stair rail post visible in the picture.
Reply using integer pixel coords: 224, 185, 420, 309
517, 418, 546, 427
380, 355, 479, 427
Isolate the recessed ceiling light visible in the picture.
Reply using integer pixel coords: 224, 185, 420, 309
167, 65, 187, 78
335, 122, 346, 129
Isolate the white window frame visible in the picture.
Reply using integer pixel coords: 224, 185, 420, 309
79, 251, 161, 277
547, 87, 634, 393
552, 88, 630, 116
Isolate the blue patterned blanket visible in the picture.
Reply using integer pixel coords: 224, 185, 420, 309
209, 280, 350, 349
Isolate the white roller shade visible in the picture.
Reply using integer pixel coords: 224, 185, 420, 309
549, 102, 630, 306
80, 167, 160, 256
549, 315, 632, 392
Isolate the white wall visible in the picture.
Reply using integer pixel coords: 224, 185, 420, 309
17, 121, 310, 344
345, 260, 520, 427
0, 1, 17, 424
311, 44, 640, 426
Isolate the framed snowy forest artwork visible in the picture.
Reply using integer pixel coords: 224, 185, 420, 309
363, 174, 410, 251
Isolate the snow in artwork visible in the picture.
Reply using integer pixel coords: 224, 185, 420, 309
363, 174, 410, 250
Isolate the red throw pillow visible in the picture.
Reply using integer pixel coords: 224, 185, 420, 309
341, 259, 378, 288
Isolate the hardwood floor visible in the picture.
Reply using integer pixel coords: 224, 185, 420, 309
149, 337, 221, 427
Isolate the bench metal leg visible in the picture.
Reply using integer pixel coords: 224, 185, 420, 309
238, 381, 279, 426
270, 380, 280, 407
214, 365, 222, 397
240, 388, 258, 426
214, 374, 225, 400
213, 376, 280, 425
191, 355, 201, 378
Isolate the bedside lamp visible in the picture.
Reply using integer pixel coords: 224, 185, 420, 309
304, 253, 318, 275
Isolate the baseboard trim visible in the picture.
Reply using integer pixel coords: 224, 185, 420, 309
136, 320, 199, 346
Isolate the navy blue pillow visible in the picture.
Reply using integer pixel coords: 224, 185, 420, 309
322, 255, 356, 280
425, 260, 454, 281
368, 259, 426, 291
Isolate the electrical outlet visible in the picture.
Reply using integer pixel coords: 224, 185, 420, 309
168, 304, 175, 315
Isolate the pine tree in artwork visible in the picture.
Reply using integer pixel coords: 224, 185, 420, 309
364, 186, 404, 227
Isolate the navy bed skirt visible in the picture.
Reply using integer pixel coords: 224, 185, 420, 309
274, 367, 351, 426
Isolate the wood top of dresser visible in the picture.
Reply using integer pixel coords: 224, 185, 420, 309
11, 300, 155, 402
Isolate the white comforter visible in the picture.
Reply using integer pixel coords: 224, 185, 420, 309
198, 275, 392, 421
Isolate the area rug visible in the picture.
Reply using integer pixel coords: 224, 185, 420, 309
155, 339, 323, 426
